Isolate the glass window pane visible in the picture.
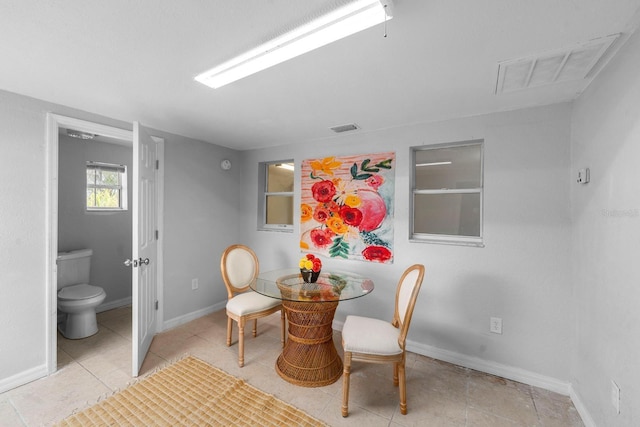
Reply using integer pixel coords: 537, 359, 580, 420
87, 189, 96, 207
415, 144, 481, 190
414, 193, 480, 237
99, 170, 119, 186
95, 188, 120, 208
266, 195, 293, 225
267, 164, 294, 192
86, 169, 96, 185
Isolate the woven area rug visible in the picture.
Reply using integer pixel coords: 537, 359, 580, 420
56, 356, 327, 426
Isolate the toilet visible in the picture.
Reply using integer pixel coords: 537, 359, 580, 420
57, 249, 106, 339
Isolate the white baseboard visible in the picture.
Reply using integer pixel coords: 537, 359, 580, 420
408, 340, 571, 395
570, 385, 596, 427
162, 301, 226, 331
97, 296, 132, 313
332, 319, 570, 396
0, 364, 48, 394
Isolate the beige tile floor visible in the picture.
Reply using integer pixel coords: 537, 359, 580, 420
0, 306, 583, 427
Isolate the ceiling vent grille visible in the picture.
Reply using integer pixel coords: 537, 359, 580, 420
495, 34, 619, 94
330, 123, 360, 133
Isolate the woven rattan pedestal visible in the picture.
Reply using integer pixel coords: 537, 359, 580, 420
276, 299, 342, 387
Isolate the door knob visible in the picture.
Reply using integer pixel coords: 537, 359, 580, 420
124, 258, 149, 267
124, 259, 138, 267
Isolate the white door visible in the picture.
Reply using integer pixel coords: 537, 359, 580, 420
131, 122, 158, 376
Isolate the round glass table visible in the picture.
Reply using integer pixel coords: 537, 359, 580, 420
251, 269, 374, 387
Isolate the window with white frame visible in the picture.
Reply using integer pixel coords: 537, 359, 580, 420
411, 140, 483, 246
258, 161, 294, 231
86, 162, 128, 211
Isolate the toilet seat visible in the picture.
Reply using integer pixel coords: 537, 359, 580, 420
58, 284, 105, 300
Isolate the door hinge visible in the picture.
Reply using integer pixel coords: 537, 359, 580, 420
155, 230, 159, 240
155, 300, 159, 310
155, 159, 159, 170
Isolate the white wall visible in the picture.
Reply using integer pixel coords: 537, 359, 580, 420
0, 90, 131, 389
161, 131, 240, 323
239, 103, 574, 389
0, 89, 236, 392
570, 27, 640, 426
58, 134, 133, 305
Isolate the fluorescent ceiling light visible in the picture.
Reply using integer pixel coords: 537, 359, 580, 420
416, 161, 452, 167
276, 163, 295, 171
195, 0, 393, 89
66, 129, 96, 140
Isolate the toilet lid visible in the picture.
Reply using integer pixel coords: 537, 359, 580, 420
58, 284, 104, 300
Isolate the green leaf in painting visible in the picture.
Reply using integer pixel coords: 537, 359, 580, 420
361, 158, 380, 172
354, 173, 373, 180
375, 159, 393, 169
350, 163, 358, 179
329, 236, 349, 258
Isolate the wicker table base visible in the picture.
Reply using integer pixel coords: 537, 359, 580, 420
276, 300, 342, 387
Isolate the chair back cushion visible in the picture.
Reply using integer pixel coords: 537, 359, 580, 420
395, 264, 425, 347
221, 245, 259, 295
398, 268, 421, 321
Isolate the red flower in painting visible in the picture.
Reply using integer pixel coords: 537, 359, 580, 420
311, 180, 336, 203
310, 228, 335, 248
313, 205, 331, 223
362, 246, 392, 263
339, 206, 363, 227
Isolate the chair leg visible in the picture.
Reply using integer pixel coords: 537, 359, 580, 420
393, 361, 399, 386
238, 318, 245, 367
226, 316, 232, 347
398, 360, 407, 415
280, 309, 286, 347
252, 318, 258, 338
342, 352, 352, 417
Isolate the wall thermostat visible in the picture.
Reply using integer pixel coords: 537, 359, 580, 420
577, 168, 590, 184
221, 159, 232, 170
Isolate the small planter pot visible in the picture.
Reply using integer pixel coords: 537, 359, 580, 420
300, 269, 321, 283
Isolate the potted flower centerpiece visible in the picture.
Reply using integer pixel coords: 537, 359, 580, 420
299, 253, 322, 283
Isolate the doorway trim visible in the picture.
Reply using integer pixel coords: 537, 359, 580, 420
45, 113, 164, 374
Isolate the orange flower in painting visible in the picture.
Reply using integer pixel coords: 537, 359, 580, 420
326, 216, 349, 235
310, 157, 342, 176
300, 203, 313, 222
344, 194, 361, 208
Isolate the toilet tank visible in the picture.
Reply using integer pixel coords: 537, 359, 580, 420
56, 249, 92, 289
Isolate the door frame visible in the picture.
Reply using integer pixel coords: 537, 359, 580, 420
45, 113, 164, 374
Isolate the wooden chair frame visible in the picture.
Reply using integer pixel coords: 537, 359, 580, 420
221, 244, 285, 367
341, 264, 425, 417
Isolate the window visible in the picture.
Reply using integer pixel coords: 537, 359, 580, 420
86, 162, 128, 211
258, 161, 294, 231
411, 140, 483, 246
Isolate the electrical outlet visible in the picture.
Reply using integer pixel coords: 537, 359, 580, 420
191, 278, 199, 290
611, 380, 620, 414
490, 317, 503, 334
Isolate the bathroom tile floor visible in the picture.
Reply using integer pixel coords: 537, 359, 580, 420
1, 306, 584, 426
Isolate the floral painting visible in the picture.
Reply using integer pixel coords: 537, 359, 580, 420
300, 152, 395, 264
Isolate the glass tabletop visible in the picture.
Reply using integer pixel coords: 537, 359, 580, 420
252, 269, 374, 302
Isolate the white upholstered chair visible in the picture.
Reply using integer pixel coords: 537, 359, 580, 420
220, 244, 285, 367
341, 264, 425, 417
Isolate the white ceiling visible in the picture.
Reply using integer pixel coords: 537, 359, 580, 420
1, 0, 639, 150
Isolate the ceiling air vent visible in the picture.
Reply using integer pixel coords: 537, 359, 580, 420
330, 123, 360, 133
495, 34, 619, 94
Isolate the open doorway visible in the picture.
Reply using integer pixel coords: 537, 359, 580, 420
46, 114, 164, 377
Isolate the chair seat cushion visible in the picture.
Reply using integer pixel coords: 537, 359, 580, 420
227, 292, 280, 316
342, 315, 402, 355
